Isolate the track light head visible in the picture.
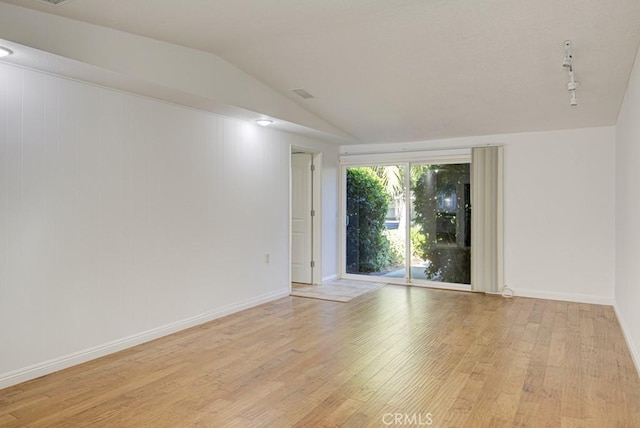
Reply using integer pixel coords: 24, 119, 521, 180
562, 40, 573, 68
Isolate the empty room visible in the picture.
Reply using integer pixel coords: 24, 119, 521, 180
1, 1, 640, 426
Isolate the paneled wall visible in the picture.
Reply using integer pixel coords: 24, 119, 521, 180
0, 63, 339, 385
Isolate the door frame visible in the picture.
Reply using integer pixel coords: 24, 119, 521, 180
289, 146, 322, 287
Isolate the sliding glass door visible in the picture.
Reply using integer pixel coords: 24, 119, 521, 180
344, 161, 471, 287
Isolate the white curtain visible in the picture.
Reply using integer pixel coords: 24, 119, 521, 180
471, 146, 504, 293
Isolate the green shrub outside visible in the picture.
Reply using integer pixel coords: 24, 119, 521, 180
410, 225, 427, 259
346, 168, 397, 273
383, 229, 405, 265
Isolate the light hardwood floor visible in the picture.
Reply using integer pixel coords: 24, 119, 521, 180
1, 285, 639, 427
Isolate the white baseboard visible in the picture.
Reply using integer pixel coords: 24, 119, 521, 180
512, 288, 615, 306
0, 288, 290, 390
321, 274, 338, 283
614, 305, 640, 378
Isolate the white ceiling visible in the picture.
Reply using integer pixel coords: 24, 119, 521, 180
1, 0, 640, 144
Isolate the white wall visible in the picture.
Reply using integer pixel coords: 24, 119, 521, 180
0, 63, 339, 387
341, 126, 616, 304
615, 42, 640, 372
503, 128, 615, 303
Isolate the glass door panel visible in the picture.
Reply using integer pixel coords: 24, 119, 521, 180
409, 164, 471, 284
345, 165, 407, 277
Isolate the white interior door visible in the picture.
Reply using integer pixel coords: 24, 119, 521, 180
291, 153, 313, 284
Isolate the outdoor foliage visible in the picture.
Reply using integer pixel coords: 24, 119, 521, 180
383, 228, 405, 264
346, 168, 397, 273
413, 165, 471, 284
410, 225, 427, 259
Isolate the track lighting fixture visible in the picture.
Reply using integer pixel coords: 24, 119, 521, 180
563, 40, 579, 107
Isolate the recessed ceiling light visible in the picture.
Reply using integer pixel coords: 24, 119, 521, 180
0, 47, 13, 58
255, 119, 273, 127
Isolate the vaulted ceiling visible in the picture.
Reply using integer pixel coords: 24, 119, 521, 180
1, 0, 640, 144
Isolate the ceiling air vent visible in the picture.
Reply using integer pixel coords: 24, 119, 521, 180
292, 88, 314, 99
40, 0, 68, 4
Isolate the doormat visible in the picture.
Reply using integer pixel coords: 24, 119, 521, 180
290, 279, 387, 303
